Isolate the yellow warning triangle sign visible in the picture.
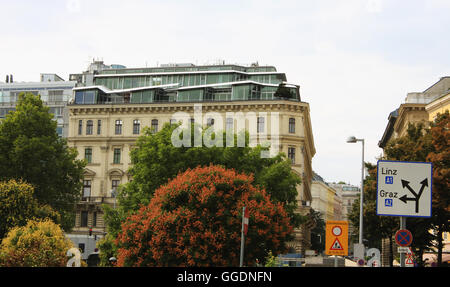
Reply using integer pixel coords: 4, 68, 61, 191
330, 238, 344, 250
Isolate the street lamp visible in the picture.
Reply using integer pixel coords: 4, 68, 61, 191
346, 136, 365, 245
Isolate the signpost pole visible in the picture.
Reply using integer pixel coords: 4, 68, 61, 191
400, 216, 406, 267
239, 206, 245, 267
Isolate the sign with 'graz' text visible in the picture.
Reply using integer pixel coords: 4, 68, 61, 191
376, 160, 432, 218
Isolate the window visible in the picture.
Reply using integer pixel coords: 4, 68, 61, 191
78, 120, 83, 135
83, 180, 91, 199
112, 180, 120, 196
113, 148, 121, 164
257, 117, 265, 133
288, 147, 295, 164
226, 117, 234, 131
93, 212, 97, 227
80, 211, 88, 227
151, 119, 158, 133
56, 126, 63, 137
289, 118, 295, 133
84, 148, 92, 163
97, 120, 101, 135
115, 120, 122, 135
133, 119, 140, 135
86, 120, 93, 135
207, 118, 214, 127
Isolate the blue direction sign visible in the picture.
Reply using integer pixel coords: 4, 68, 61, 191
395, 229, 413, 247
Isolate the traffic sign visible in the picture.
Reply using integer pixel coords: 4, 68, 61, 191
376, 160, 432, 217
325, 221, 348, 256
405, 248, 414, 267
395, 229, 413, 247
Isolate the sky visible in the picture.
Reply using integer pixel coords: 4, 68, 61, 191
1, 0, 449, 186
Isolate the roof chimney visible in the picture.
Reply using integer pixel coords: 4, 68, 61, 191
5, 75, 9, 83
10, 74, 13, 83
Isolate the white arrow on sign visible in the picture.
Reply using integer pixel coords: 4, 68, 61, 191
376, 160, 432, 218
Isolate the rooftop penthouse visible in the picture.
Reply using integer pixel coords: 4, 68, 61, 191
70, 61, 301, 105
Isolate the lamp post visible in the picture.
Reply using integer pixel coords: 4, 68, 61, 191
346, 136, 365, 245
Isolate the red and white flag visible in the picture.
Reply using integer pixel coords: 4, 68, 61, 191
243, 207, 249, 235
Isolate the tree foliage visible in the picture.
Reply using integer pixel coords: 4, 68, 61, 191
0, 219, 74, 267
425, 111, 450, 266
309, 209, 326, 254
0, 93, 85, 231
348, 163, 398, 253
115, 165, 293, 267
120, 123, 301, 218
0, 179, 61, 240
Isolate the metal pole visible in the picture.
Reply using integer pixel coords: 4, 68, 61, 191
359, 139, 365, 245
239, 206, 245, 267
400, 217, 406, 267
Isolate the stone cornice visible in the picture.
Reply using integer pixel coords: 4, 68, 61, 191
68, 100, 309, 116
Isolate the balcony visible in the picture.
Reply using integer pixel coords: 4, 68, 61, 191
79, 196, 104, 204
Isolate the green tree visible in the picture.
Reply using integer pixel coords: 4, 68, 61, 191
120, 123, 302, 222
0, 93, 85, 231
0, 179, 61, 240
309, 209, 325, 254
0, 219, 74, 267
425, 111, 450, 266
348, 163, 398, 265
383, 122, 435, 266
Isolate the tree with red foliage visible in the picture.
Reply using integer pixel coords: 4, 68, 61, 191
115, 165, 293, 267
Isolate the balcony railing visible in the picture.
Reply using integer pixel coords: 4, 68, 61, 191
80, 196, 104, 203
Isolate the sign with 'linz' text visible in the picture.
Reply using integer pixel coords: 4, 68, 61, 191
376, 160, 432, 218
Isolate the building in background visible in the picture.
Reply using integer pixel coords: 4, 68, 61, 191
311, 173, 342, 221
379, 76, 450, 148
328, 182, 360, 256
67, 60, 316, 257
0, 73, 76, 137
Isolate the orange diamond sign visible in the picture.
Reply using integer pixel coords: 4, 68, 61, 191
325, 221, 348, 256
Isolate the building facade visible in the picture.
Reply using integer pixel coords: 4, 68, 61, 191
67, 61, 316, 257
0, 73, 76, 137
311, 173, 342, 221
379, 76, 450, 148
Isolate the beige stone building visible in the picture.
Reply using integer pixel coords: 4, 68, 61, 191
66, 61, 316, 257
379, 76, 450, 149
311, 173, 341, 222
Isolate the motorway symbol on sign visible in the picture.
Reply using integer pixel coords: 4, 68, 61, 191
376, 160, 432, 217
395, 229, 413, 247
400, 179, 428, 213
